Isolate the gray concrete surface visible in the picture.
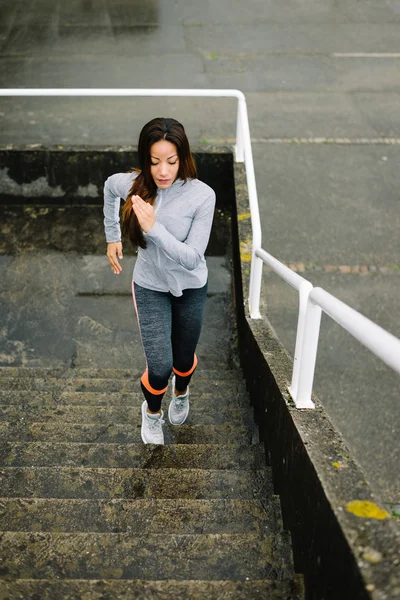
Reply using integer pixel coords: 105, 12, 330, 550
0, 0, 399, 503
0, 249, 232, 369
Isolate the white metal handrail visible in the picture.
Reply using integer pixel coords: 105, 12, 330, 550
0, 87, 263, 317
2, 88, 400, 410
296, 287, 400, 407
256, 247, 400, 407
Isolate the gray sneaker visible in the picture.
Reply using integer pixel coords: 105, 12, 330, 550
141, 401, 165, 444
168, 375, 190, 425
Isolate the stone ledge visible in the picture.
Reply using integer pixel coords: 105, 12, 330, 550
232, 161, 400, 600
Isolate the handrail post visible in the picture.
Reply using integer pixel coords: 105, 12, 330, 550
236, 96, 262, 319
295, 297, 321, 408
288, 280, 313, 402
235, 100, 244, 163
249, 252, 263, 319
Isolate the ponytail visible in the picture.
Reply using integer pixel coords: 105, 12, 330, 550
121, 169, 156, 249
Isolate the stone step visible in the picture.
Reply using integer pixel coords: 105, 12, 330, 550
0, 498, 283, 535
0, 376, 245, 394
0, 442, 265, 470
0, 422, 257, 445
0, 367, 236, 380
0, 389, 249, 408
0, 531, 294, 581
0, 404, 251, 427
0, 578, 304, 600
0, 467, 272, 499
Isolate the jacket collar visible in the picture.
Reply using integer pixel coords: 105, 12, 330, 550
157, 177, 186, 193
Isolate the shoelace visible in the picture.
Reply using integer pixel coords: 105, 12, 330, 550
148, 415, 165, 432
174, 395, 188, 412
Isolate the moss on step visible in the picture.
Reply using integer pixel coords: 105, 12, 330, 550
0, 467, 272, 500
0, 498, 283, 535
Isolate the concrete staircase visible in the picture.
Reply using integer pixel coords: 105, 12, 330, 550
0, 364, 303, 599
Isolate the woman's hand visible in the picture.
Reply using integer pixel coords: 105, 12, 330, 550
107, 241, 123, 274
131, 195, 156, 233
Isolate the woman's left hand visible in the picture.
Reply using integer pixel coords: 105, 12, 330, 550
131, 195, 156, 233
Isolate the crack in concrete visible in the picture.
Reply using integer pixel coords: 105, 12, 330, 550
92, 423, 113, 443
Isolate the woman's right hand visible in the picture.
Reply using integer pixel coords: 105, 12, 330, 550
107, 241, 123, 274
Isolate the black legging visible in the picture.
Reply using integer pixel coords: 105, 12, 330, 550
132, 280, 208, 412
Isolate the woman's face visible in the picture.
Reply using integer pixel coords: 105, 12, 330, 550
150, 139, 180, 189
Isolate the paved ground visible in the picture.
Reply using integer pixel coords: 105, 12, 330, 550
0, 0, 399, 504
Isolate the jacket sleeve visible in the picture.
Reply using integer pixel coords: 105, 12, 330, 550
103, 173, 135, 243
144, 192, 216, 270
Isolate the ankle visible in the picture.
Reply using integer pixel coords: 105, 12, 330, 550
175, 387, 187, 397
146, 408, 161, 415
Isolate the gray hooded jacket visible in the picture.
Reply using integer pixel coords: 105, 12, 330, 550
103, 172, 216, 296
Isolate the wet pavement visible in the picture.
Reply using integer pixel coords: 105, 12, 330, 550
0, 0, 399, 504
0, 205, 231, 369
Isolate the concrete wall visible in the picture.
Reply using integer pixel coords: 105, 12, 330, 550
0, 145, 234, 256
232, 162, 400, 600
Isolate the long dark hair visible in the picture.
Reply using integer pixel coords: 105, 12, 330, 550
121, 117, 197, 249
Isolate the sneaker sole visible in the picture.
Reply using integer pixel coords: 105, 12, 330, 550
141, 402, 149, 444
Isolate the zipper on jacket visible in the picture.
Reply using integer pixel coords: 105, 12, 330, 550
155, 189, 163, 273
155, 189, 163, 215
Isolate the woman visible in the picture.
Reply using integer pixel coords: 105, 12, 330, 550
103, 117, 216, 445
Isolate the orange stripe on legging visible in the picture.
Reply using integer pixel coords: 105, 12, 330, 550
173, 354, 198, 377
141, 368, 168, 395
